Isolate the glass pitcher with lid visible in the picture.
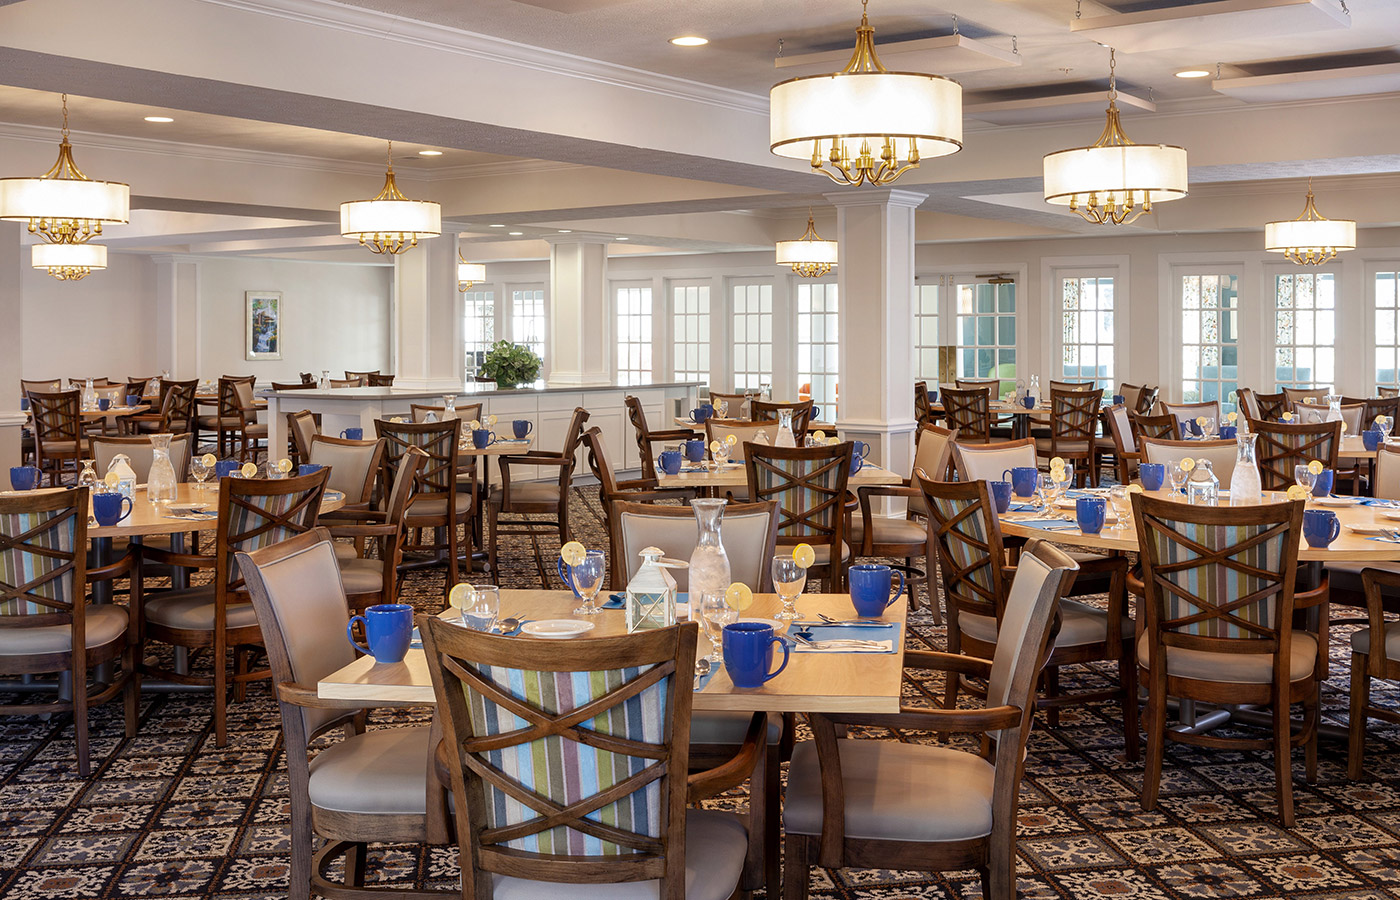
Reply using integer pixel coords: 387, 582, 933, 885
147, 433, 179, 505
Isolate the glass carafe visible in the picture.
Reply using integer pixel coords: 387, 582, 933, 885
77, 459, 99, 491
147, 433, 179, 505
81, 378, 96, 411
775, 408, 797, 448
688, 498, 731, 608
1230, 433, 1262, 505
441, 395, 457, 420
1325, 392, 1343, 424
319, 370, 331, 390
1187, 458, 1220, 506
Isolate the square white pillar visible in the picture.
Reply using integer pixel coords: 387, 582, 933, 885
0, 223, 22, 470
393, 233, 463, 391
548, 237, 611, 387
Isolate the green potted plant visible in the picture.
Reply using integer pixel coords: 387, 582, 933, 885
480, 340, 542, 390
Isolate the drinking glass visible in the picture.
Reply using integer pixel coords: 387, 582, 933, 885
1169, 466, 1189, 495
1203, 417, 1218, 439
712, 440, 731, 468
569, 549, 606, 615
1052, 463, 1073, 496
1294, 464, 1318, 493
191, 455, 211, 491
700, 591, 737, 665
716, 399, 728, 418
1109, 485, 1130, 532
1378, 416, 1394, 441
772, 555, 807, 621
1036, 473, 1057, 512
461, 585, 501, 632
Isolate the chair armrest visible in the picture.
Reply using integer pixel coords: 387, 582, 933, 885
648, 429, 695, 441
326, 524, 399, 540
499, 454, 571, 468
824, 704, 1023, 735
902, 649, 993, 679
87, 547, 139, 583
608, 487, 700, 504
686, 712, 764, 802
139, 544, 214, 570
1294, 579, 1328, 610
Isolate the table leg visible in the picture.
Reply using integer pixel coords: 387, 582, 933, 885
171, 532, 190, 591
1013, 413, 1029, 441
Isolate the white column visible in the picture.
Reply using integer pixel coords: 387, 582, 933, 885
0, 223, 23, 469
827, 189, 923, 486
393, 231, 463, 391
547, 236, 611, 387
152, 255, 201, 379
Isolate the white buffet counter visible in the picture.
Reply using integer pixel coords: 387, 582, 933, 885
263, 381, 702, 475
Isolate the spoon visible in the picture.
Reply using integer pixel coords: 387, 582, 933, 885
496, 615, 524, 634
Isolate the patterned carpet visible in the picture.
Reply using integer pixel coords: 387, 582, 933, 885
2, 488, 1400, 900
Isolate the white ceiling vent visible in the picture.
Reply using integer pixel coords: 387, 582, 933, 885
966, 88, 1154, 126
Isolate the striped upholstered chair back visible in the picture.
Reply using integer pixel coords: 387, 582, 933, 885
915, 474, 1008, 626
215, 468, 329, 599
1133, 493, 1304, 652
744, 442, 852, 550
1252, 419, 1342, 491
0, 488, 84, 625
422, 618, 700, 897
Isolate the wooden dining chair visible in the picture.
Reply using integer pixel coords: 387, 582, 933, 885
1037, 387, 1103, 486
328, 378, 361, 389
20, 377, 62, 394
1159, 399, 1222, 432
366, 373, 395, 387
195, 376, 251, 458
1282, 387, 1329, 405
782, 540, 1078, 900
582, 428, 696, 564
129, 378, 198, 437
489, 407, 591, 587
1348, 567, 1400, 779
327, 446, 424, 613
344, 370, 379, 385
1345, 395, 1400, 430
1253, 391, 1290, 422
0, 488, 140, 776
1118, 382, 1144, 414
1101, 404, 1141, 485
225, 379, 268, 459
27, 389, 84, 485
708, 389, 756, 420
1136, 385, 1160, 415
236, 529, 441, 900
914, 380, 933, 427
1130, 493, 1325, 826
286, 409, 319, 467
374, 419, 468, 596
941, 386, 993, 444
421, 618, 755, 900
307, 435, 386, 527
137, 468, 330, 747
1380, 386, 1400, 399
751, 398, 816, 443
1129, 410, 1181, 443
1252, 419, 1342, 491
271, 380, 312, 392
90, 433, 194, 482
625, 394, 694, 485
744, 441, 853, 591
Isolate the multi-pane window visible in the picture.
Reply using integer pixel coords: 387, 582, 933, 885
1060, 276, 1114, 390
956, 281, 1016, 391
671, 284, 710, 382
1273, 272, 1335, 391
616, 286, 653, 386
462, 289, 494, 378
732, 283, 773, 391
510, 288, 546, 370
1377, 271, 1400, 390
914, 283, 941, 381
797, 283, 839, 415
1180, 273, 1239, 413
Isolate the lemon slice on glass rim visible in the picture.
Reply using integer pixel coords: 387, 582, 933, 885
1126, 483, 1144, 494
724, 582, 754, 612
724, 434, 738, 446
560, 541, 587, 567
792, 543, 816, 569
1286, 484, 1311, 501
275, 458, 293, 474
200, 453, 217, 468
811, 430, 826, 442
448, 582, 476, 609
1282, 412, 1295, 422
1195, 416, 1207, 426
104, 471, 120, 487
486, 414, 498, 426
1179, 457, 1195, 472
1226, 411, 1237, 423
709, 440, 722, 453
468, 419, 482, 430
240, 462, 259, 478
1308, 459, 1324, 475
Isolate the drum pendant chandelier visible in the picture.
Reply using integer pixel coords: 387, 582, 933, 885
457, 251, 487, 291
775, 210, 838, 278
340, 141, 441, 254
1043, 49, 1188, 225
1264, 178, 1355, 266
32, 243, 106, 282
769, 0, 962, 186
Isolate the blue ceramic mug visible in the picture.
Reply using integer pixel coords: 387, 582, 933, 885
9, 466, 40, 491
340, 427, 364, 441
97, 397, 111, 411
1302, 508, 1340, 549
19, 397, 29, 412
512, 419, 533, 440
850, 441, 871, 461
298, 463, 323, 477
659, 450, 683, 475
1113, 394, 1126, 406
472, 428, 495, 449
125, 394, 141, 407
92, 491, 133, 526
1076, 497, 1107, 535
1139, 462, 1166, 492
989, 480, 1013, 514
1005, 466, 1039, 498
722, 621, 790, 689
810, 405, 823, 421
692, 406, 712, 423
1021, 396, 1035, 410
215, 460, 240, 479
1312, 468, 1334, 497
849, 564, 905, 617
1220, 425, 1237, 440
684, 439, 706, 463
1364, 428, 1384, 452
346, 603, 414, 664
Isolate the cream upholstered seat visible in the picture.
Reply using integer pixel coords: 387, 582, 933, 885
960, 599, 1132, 649
144, 589, 259, 631
848, 516, 925, 544
782, 541, 1078, 900
308, 435, 383, 502
614, 500, 778, 592
1350, 624, 1400, 659
1140, 437, 1236, 489
238, 530, 439, 900
0, 605, 128, 655
1135, 631, 1318, 683
951, 438, 1036, 483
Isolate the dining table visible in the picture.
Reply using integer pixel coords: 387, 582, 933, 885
654, 459, 903, 489
929, 401, 1052, 439
674, 416, 838, 434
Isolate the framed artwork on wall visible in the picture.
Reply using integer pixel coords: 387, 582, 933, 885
245, 291, 282, 360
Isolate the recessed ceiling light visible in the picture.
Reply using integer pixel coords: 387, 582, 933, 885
1175, 69, 1211, 79
418, 149, 443, 156
670, 35, 708, 47
557, 229, 572, 233
616, 236, 629, 241
143, 116, 174, 123
489, 224, 506, 228
509, 231, 523, 236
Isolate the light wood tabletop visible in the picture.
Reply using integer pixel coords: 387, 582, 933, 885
457, 436, 534, 456
654, 460, 902, 488
86, 482, 346, 539
673, 416, 838, 432
998, 489, 1400, 562
319, 590, 909, 715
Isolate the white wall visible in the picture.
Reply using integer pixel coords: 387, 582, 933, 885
21, 251, 158, 380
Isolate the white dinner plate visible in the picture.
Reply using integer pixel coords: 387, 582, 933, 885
1382, 511, 1400, 522
521, 619, 596, 639
738, 616, 787, 634
1346, 523, 1390, 536
1315, 496, 1362, 507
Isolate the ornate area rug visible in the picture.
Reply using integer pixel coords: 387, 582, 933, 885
0, 489, 1397, 899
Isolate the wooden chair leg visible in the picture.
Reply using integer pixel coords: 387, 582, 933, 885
782, 833, 811, 900
214, 634, 228, 749
1043, 666, 1061, 728
1141, 674, 1165, 811
1273, 693, 1295, 828
1119, 648, 1141, 762
73, 656, 91, 777
1348, 651, 1369, 780
1304, 688, 1319, 784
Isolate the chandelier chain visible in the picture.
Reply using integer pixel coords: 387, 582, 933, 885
1075, 0, 1082, 19
952, 14, 959, 35
1340, 0, 1349, 16
1012, 35, 1019, 55
777, 37, 783, 57
1108, 47, 1117, 102
60, 93, 69, 141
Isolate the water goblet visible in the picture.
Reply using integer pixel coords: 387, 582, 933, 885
1293, 464, 1318, 494
569, 549, 606, 616
772, 555, 807, 622
191, 455, 212, 491
700, 591, 737, 665
1036, 473, 1057, 512
1109, 485, 1131, 532
1051, 462, 1073, 498
460, 585, 501, 632
1168, 466, 1189, 495
1203, 417, 1218, 439
1378, 416, 1394, 441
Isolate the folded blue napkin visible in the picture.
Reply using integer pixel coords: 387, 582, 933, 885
785, 622, 901, 653
1008, 503, 1041, 513
1366, 536, 1400, 545
1012, 519, 1080, 531
1362, 499, 1400, 508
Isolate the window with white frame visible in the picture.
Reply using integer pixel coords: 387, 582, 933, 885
510, 288, 546, 369
731, 282, 772, 391
796, 282, 839, 415
914, 283, 940, 382
956, 281, 1016, 389
1060, 275, 1114, 390
1273, 271, 1335, 391
1376, 270, 1400, 390
671, 283, 710, 382
463, 289, 494, 378
616, 285, 653, 386
1179, 273, 1239, 413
